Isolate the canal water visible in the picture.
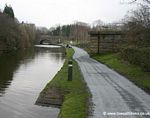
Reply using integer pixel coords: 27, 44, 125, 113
0, 45, 65, 118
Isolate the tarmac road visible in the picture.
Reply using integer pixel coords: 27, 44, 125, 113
73, 47, 150, 118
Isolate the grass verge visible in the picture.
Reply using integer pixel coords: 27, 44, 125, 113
44, 48, 90, 118
92, 53, 150, 93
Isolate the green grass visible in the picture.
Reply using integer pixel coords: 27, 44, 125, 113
92, 53, 150, 91
44, 48, 89, 118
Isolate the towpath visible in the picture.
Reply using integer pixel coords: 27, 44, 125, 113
73, 47, 150, 118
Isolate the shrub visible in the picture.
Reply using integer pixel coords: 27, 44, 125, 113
120, 46, 150, 71
140, 48, 150, 71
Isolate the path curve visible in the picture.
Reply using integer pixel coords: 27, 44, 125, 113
73, 47, 150, 118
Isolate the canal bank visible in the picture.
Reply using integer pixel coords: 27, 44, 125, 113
36, 48, 90, 118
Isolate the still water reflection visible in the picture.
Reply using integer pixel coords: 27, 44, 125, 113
0, 45, 65, 118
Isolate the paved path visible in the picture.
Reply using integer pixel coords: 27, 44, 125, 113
73, 47, 150, 118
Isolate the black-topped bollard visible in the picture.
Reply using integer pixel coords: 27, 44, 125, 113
68, 60, 73, 81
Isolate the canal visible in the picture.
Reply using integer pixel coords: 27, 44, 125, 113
0, 45, 65, 118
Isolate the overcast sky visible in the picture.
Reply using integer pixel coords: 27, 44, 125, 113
0, 0, 136, 28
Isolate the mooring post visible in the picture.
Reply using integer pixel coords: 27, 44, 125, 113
68, 60, 73, 81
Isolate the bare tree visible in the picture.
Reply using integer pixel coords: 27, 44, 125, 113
124, 0, 150, 4
127, 5, 150, 28
92, 20, 104, 30
123, 5, 150, 46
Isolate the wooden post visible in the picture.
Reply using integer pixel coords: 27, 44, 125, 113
98, 35, 100, 54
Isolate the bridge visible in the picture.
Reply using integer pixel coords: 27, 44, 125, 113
36, 35, 64, 45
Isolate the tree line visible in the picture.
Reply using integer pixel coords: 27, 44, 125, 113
120, 0, 150, 71
0, 4, 36, 53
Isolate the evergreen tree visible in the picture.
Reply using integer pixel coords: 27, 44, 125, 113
3, 4, 15, 19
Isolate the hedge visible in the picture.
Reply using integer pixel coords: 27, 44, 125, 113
120, 46, 150, 71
